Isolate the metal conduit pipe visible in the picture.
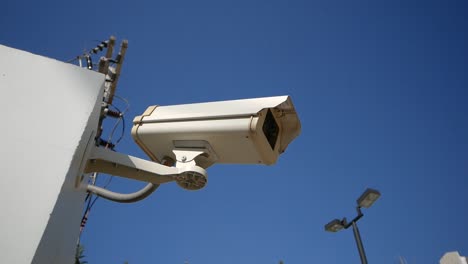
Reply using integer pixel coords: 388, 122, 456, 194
87, 183, 159, 203
85, 156, 175, 203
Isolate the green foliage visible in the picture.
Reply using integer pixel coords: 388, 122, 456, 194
75, 244, 88, 264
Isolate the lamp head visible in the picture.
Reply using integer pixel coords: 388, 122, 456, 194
357, 188, 381, 208
325, 219, 344, 232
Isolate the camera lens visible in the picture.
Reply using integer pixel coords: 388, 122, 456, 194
262, 109, 279, 150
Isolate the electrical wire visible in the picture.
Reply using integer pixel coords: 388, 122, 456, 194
67, 39, 109, 66
77, 38, 122, 242
79, 172, 101, 239
79, 178, 95, 238
66, 56, 81, 63
95, 96, 131, 190
79, 95, 130, 239
106, 105, 124, 146
115, 115, 126, 145
106, 95, 130, 146
113, 94, 131, 111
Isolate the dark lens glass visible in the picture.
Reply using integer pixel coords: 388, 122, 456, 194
262, 109, 279, 150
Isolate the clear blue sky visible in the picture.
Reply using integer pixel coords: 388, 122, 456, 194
3, 0, 467, 263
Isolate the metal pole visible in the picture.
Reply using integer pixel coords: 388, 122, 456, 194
351, 221, 368, 264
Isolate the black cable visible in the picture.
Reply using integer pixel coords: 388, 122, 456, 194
102, 106, 123, 189
79, 93, 131, 238
88, 195, 100, 211
68, 39, 109, 66
77, 38, 119, 243
79, 172, 103, 240
84, 192, 91, 203
106, 95, 130, 146
113, 95, 130, 145
106, 104, 123, 146
102, 96, 130, 188
115, 115, 126, 145
79, 182, 95, 239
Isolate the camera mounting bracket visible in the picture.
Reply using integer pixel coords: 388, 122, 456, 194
83, 145, 207, 187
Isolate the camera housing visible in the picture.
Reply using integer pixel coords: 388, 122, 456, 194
132, 95, 301, 169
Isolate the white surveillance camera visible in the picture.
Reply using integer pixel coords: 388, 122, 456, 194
131, 95, 301, 171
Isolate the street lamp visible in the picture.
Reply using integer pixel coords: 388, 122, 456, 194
324, 188, 381, 264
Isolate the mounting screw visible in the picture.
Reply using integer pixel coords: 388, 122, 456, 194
181, 156, 187, 162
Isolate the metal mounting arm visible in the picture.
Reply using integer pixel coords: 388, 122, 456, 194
84, 145, 207, 203
83, 145, 208, 202
85, 145, 189, 184
339, 207, 368, 264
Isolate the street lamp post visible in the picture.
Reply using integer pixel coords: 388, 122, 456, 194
324, 188, 381, 264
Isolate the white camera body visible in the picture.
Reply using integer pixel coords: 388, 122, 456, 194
132, 95, 301, 169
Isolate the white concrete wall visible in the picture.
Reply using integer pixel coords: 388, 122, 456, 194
0, 45, 105, 263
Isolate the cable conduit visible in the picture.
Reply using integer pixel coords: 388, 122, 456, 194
86, 183, 159, 203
